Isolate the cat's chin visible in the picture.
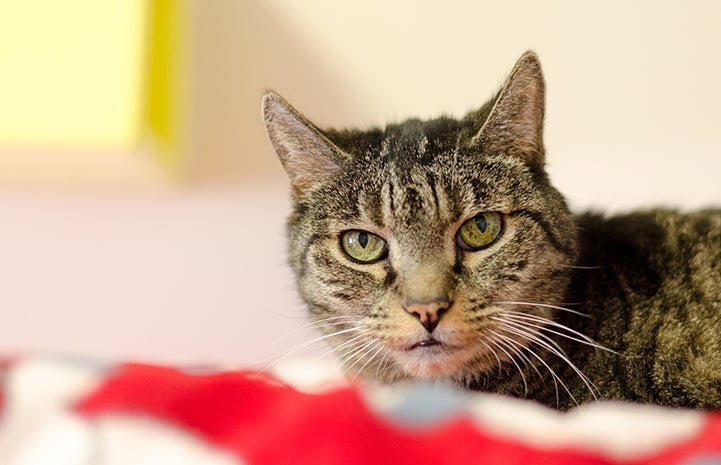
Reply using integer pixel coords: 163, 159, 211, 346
393, 343, 472, 379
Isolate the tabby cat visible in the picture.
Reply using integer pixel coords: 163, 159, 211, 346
262, 52, 721, 410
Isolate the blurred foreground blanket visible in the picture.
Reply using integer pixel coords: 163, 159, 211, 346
0, 357, 720, 465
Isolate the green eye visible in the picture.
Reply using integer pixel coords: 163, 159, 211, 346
457, 212, 503, 250
341, 230, 388, 263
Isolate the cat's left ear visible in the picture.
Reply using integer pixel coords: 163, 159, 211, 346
471, 51, 546, 167
262, 91, 348, 198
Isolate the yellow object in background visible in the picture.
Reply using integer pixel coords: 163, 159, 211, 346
0, 0, 185, 185
146, 0, 186, 174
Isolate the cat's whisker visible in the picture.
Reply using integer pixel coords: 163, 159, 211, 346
495, 321, 599, 402
496, 323, 580, 401
559, 264, 601, 270
492, 325, 577, 403
261, 326, 362, 373
501, 311, 619, 354
496, 321, 574, 373
264, 315, 358, 350
353, 340, 386, 382
502, 310, 594, 345
495, 301, 590, 318
308, 315, 361, 329
477, 339, 504, 376
494, 316, 571, 359
499, 331, 538, 372
490, 331, 544, 381
310, 333, 367, 365
373, 349, 393, 382
490, 329, 564, 406
491, 329, 571, 408
335, 344, 369, 378
341, 339, 380, 379
273, 326, 360, 359
451, 132, 462, 190
485, 334, 529, 395
310, 315, 361, 326
337, 337, 372, 361
324, 332, 367, 351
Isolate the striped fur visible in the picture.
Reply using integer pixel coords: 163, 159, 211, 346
263, 52, 721, 409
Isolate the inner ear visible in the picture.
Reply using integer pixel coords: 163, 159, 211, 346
262, 91, 348, 198
471, 51, 546, 167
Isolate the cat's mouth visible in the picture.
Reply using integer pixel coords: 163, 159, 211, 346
397, 337, 470, 378
408, 338, 444, 350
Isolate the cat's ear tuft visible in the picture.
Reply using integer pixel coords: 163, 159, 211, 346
262, 91, 346, 198
471, 51, 546, 166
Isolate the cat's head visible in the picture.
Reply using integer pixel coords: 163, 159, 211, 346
263, 52, 577, 387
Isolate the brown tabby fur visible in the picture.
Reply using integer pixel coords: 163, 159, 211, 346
263, 52, 721, 410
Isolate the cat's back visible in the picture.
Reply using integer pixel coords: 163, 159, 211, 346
577, 209, 721, 293
572, 209, 721, 407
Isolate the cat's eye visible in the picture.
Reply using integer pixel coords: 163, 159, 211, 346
457, 212, 503, 251
341, 230, 388, 263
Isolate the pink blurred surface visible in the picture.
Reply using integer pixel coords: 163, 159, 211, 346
0, 184, 316, 366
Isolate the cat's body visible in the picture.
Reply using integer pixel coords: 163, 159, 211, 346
559, 211, 721, 408
263, 52, 721, 410
482, 210, 721, 409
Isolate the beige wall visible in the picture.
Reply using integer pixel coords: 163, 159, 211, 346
190, 0, 721, 210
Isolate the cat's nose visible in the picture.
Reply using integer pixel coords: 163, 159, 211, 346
404, 296, 450, 333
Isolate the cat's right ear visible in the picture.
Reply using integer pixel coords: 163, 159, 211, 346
262, 91, 346, 198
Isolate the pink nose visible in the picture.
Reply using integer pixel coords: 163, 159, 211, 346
404, 297, 450, 333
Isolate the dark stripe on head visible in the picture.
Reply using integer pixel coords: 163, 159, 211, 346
331, 291, 355, 301
425, 172, 440, 213
388, 181, 396, 215
510, 209, 573, 256
298, 233, 327, 279
364, 188, 386, 227
383, 268, 398, 286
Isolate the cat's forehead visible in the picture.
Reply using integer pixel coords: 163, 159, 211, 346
317, 115, 536, 233
329, 116, 465, 169
327, 155, 511, 238
392, 121, 464, 166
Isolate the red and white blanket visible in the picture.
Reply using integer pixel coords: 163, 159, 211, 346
0, 356, 720, 464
